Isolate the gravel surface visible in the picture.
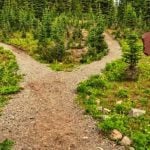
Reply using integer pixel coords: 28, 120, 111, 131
0, 33, 124, 150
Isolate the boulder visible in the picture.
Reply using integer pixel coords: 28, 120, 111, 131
110, 129, 123, 140
129, 108, 146, 117
120, 136, 132, 146
129, 147, 135, 150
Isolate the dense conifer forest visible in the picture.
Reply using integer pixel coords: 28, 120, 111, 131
0, 0, 149, 66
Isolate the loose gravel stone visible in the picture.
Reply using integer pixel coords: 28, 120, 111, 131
120, 136, 132, 146
110, 129, 123, 141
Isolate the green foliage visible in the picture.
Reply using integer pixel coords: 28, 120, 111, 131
114, 101, 132, 114
131, 131, 150, 150
98, 114, 128, 133
77, 75, 109, 95
77, 54, 150, 149
50, 62, 76, 72
0, 96, 8, 108
116, 89, 129, 98
86, 75, 108, 89
117, 0, 150, 31
38, 40, 65, 63
77, 82, 89, 94
0, 139, 14, 150
123, 33, 142, 68
104, 60, 126, 81
0, 47, 21, 109
123, 32, 142, 80
81, 16, 108, 63
0, 86, 20, 95
124, 4, 137, 29
9, 32, 38, 55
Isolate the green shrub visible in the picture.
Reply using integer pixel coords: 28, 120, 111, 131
139, 97, 149, 106
104, 60, 126, 81
50, 62, 76, 72
116, 88, 129, 98
81, 17, 108, 63
86, 75, 109, 89
0, 96, 8, 108
77, 82, 89, 93
115, 102, 132, 114
85, 104, 101, 119
0, 86, 20, 95
9, 32, 38, 55
98, 114, 128, 133
131, 131, 150, 150
0, 139, 14, 150
0, 47, 21, 109
123, 32, 142, 80
38, 40, 65, 63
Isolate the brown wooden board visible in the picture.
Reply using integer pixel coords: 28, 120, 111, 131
142, 32, 150, 56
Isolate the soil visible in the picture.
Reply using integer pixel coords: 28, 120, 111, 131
0, 33, 124, 150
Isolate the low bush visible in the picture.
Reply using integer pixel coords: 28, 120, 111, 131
38, 40, 65, 63
98, 114, 128, 133
0, 139, 14, 150
104, 60, 126, 81
77, 55, 150, 149
131, 131, 150, 150
0, 47, 21, 109
116, 88, 129, 98
9, 32, 38, 55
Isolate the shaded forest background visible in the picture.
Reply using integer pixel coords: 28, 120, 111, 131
0, 0, 149, 65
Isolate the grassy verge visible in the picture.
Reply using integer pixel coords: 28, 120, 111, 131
0, 46, 21, 111
77, 53, 150, 149
0, 47, 21, 149
50, 62, 79, 72
0, 139, 14, 150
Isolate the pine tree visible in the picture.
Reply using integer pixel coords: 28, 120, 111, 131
124, 3, 137, 29
144, 0, 150, 27
123, 32, 142, 80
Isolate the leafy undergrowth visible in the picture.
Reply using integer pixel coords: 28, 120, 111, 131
8, 30, 108, 72
0, 139, 14, 150
50, 62, 79, 72
77, 56, 150, 149
7, 14, 108, 72
9, 32, 38, 56
0, 47, 21, 111
0, 47, 21, 149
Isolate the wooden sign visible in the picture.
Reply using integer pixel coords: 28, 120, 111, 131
142, 32, 150, 56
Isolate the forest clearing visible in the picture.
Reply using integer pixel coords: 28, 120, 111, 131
0, 0, 150, 150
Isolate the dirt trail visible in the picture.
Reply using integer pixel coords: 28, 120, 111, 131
0, 33, 124, 150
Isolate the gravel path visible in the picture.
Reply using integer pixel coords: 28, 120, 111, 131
0, 33, 124, 150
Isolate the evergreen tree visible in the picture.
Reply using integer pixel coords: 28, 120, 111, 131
123, 32, 142, 80
124, 3, 137, 29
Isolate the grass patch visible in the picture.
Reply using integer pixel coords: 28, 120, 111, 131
0, 47, 20, 149
77, 55, 150, 149
0, 139, 14, 150
0, 47, 21, 111
50, 62, 78, 72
